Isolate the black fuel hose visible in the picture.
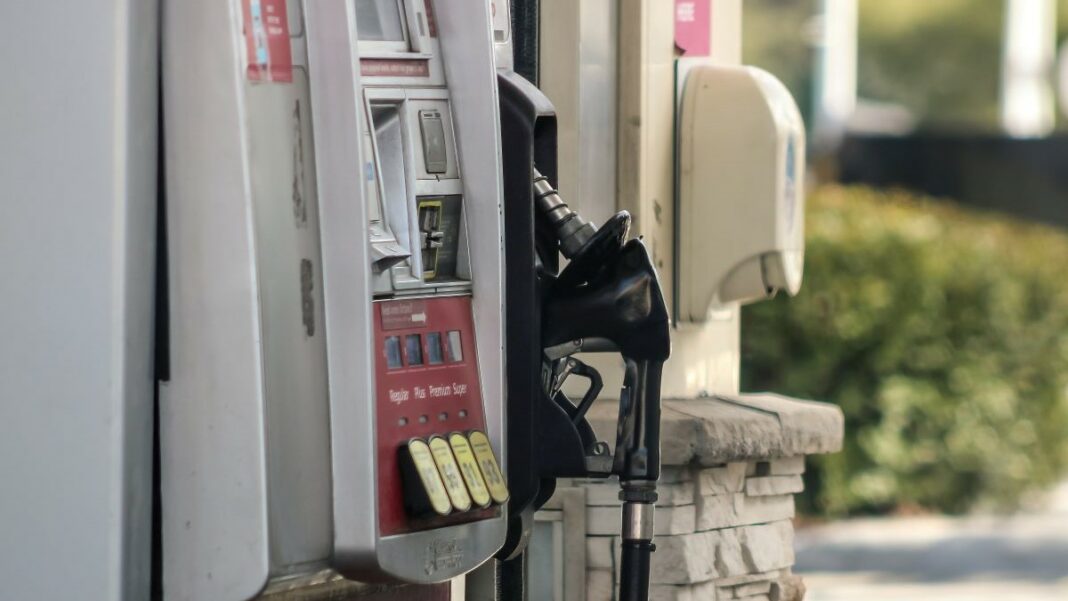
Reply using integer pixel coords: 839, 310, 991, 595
619, 538, 654, 601
615, 359, 664, 601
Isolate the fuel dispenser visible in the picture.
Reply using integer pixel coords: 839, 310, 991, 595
312, 0, 510, 580
162, 0, 507, 596
493, 18, 672, 601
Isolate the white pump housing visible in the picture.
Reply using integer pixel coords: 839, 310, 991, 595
677, 64, 806, 321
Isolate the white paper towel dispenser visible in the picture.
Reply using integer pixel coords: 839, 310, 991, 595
677, 64, 806, 321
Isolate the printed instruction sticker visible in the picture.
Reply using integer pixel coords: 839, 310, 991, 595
243, 0, 293, 83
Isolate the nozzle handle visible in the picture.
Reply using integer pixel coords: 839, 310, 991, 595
614, 359, 664, 482
614, 360, 663, 601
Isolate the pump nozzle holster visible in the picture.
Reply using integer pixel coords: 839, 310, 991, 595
498, 76, 670, 601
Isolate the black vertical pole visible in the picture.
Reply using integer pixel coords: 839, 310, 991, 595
497, 553, 528, 601
510, 0, 539, 86
500, 2, 538, 600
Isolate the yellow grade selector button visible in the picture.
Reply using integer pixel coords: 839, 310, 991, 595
468, 430, 509, 504
406, 439, 453, 516
429, 436, 472, 512
448, 432, 492, 508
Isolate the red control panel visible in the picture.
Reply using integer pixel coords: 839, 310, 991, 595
374, 296, 498, 535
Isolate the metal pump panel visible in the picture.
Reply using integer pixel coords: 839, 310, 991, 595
161, 0, 506, 596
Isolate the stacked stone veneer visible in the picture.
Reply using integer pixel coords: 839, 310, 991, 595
578, 393, 844, 601
583, 459, 806, 601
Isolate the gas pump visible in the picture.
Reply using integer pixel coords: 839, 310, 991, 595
493, 8, 672, 599
162, 0, 507, 597
311, 0, 509, 583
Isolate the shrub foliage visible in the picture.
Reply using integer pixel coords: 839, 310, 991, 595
742, 186, 1068, 515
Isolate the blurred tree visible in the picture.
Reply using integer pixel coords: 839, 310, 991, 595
742, 186, 1068, 515
857, 0, 1002, 131
742, 0, 819, 123
743, 0, 1068, 132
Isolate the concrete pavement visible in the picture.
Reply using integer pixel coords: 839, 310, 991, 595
795, 482, 1068, 601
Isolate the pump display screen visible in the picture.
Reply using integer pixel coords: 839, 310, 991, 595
355, 0, 407, 42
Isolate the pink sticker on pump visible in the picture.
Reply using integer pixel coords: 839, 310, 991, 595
675, 0, 711, 57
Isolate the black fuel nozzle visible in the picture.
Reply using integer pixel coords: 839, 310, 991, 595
536, 170, 670, 601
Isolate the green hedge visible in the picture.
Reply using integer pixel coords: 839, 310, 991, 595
741, 186, 1068, 515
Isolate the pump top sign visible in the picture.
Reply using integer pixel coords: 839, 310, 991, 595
675, 0, 711, 57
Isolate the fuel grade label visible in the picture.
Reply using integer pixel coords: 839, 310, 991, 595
429, 437, 472, 512
407, 439, 453, 516
468, 431, 509, 504
449, 433, 491, 508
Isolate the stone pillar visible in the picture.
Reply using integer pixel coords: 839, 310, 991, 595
575, 394, 843, 601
